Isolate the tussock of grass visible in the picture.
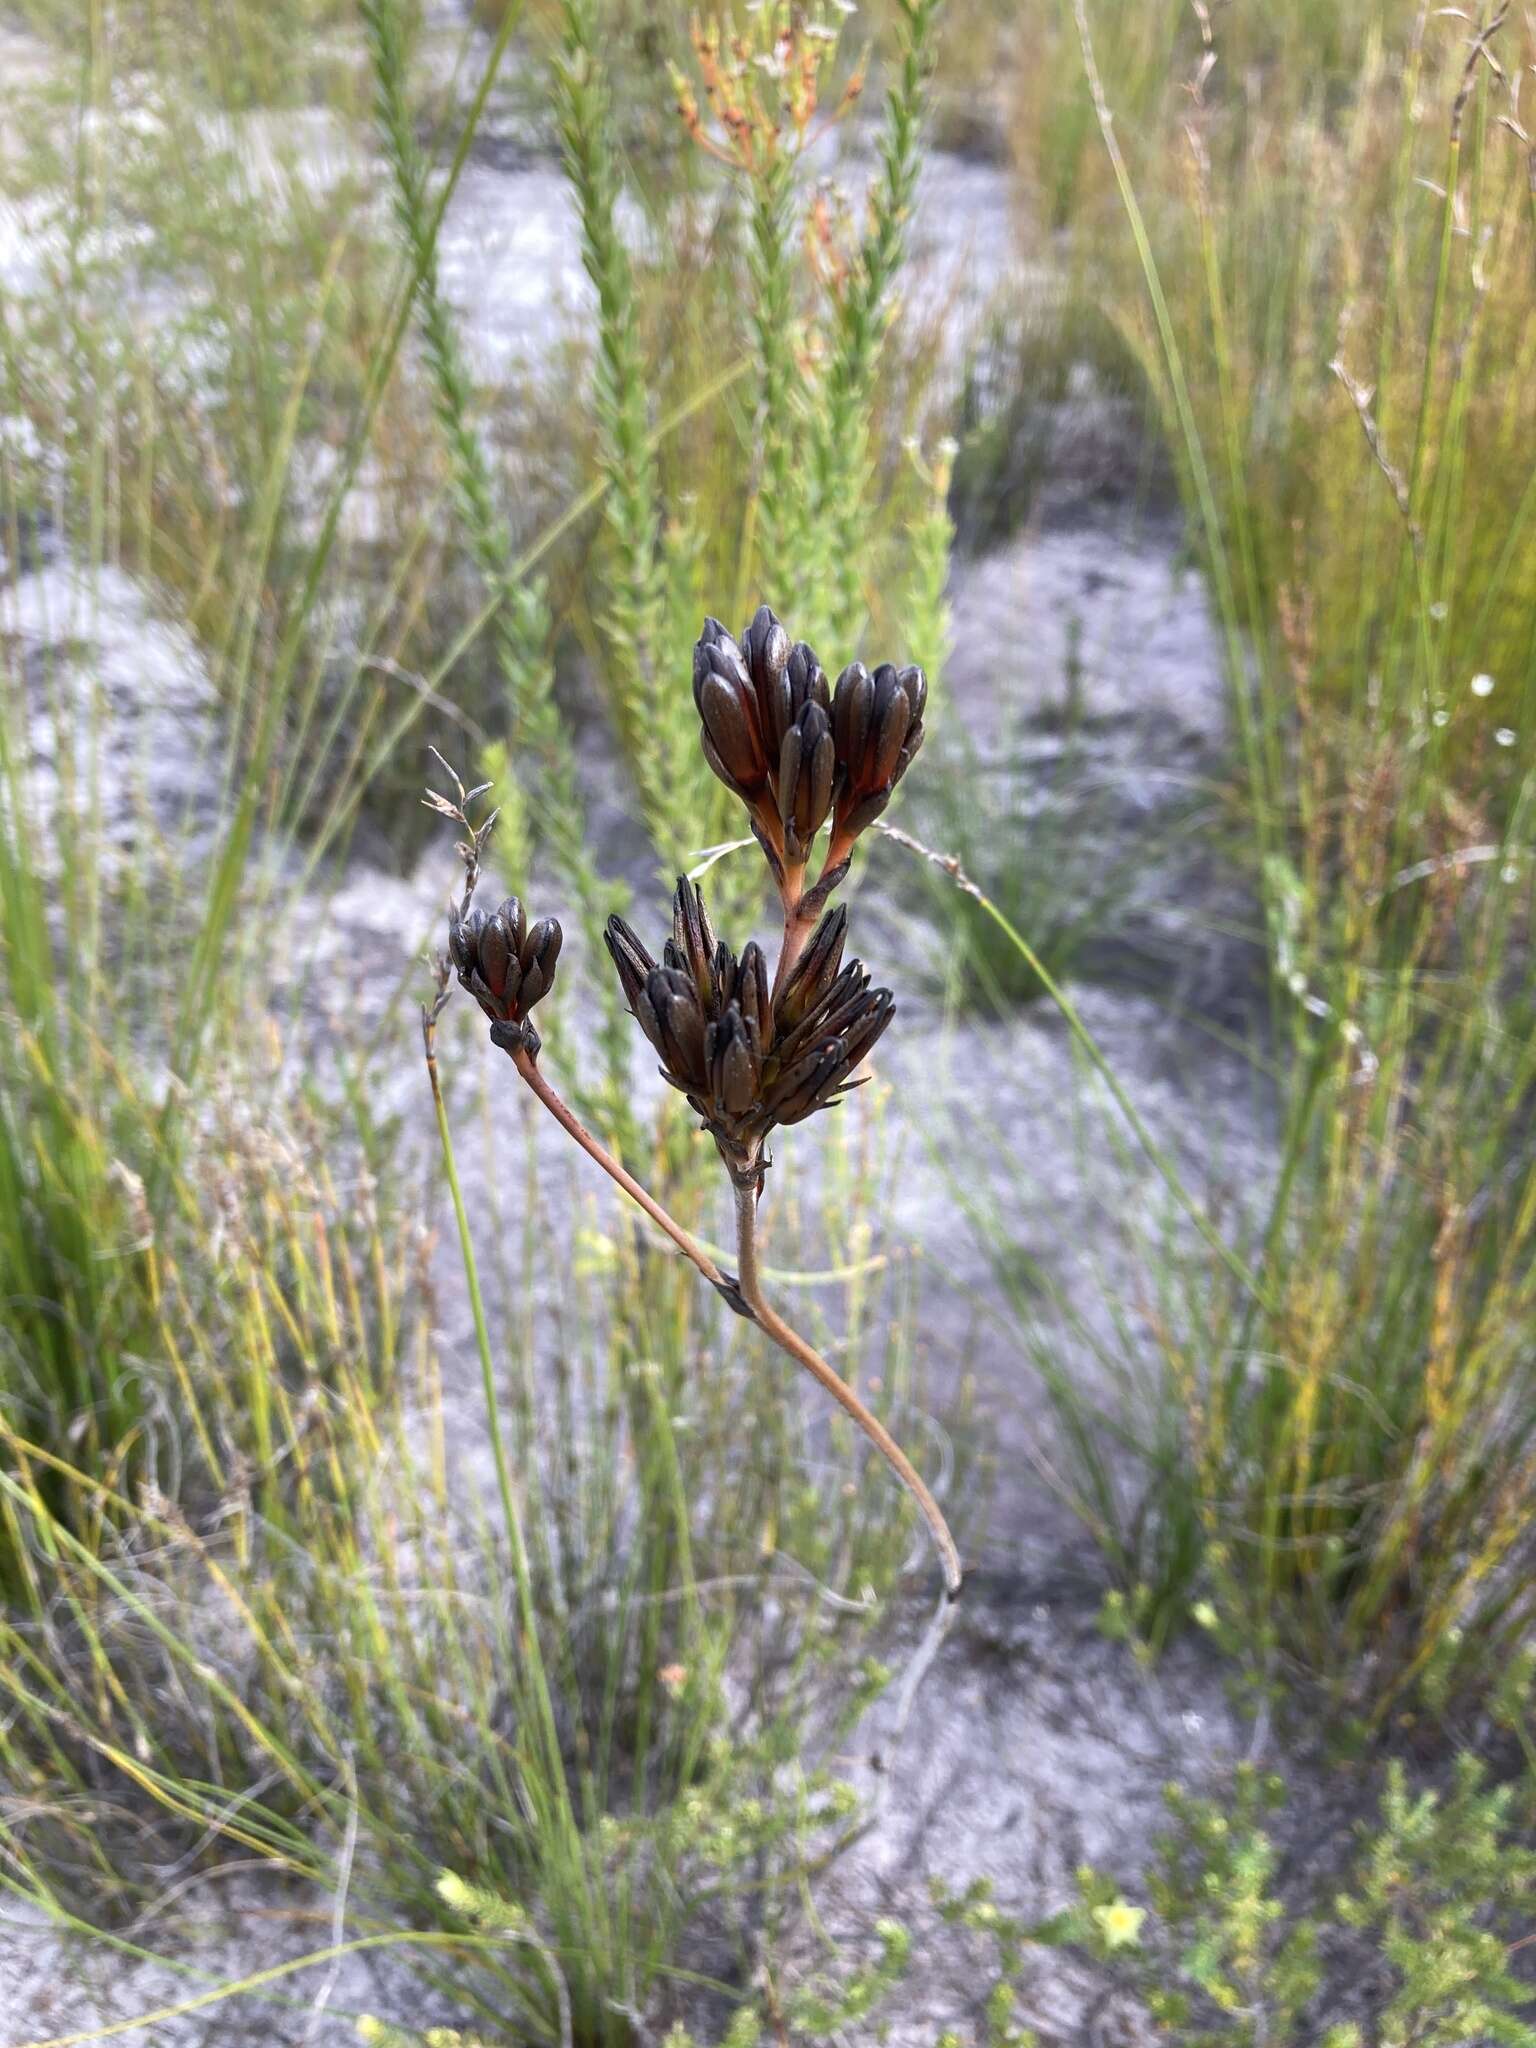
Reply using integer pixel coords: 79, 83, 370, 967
948, 0, 1536, 1716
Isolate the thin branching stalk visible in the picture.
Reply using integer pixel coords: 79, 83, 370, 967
508, 1044, 749, 1316
508, 1039, 963, 1594
731, 1178, 962, 1599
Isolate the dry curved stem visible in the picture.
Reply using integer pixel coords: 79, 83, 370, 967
510, 1044, 753, 1319
513, 1032, 962, 1596
732, 1180, 964, 1600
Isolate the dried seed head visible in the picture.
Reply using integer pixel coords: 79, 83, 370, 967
692, 609, 926, 894
604, 885, 891, 1171
653, 610, 917, 1161
694, 610, 845, 882
450, 895, 561, 1055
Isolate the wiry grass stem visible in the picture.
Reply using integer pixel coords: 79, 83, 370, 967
879, 821, 1270, 1312
421, 1000, 573, 1818
802, 0, 945, 646
363, 0, 597, 905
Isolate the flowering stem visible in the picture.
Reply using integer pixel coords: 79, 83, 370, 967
511, 1046, 753, 1318
771, 835, 853, 1001
731, 1181, 963, 1600
771, 886, 815, 1002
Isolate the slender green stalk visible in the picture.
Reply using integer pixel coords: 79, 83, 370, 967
803, 0, 946, 649
553, 0, 675, 845
421, 1001, 572, 1813
1071, 0, 1277, 882
362, 0, 589, 889
746, 151, 802, 597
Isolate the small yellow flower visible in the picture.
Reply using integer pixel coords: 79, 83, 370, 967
435, 1870, 475, 1915
1094, 1899, 1146, 1951
1192, 1600, 1219, 1631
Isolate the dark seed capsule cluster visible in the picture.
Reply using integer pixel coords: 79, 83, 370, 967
454, 608, 925, 1181
606, 878, 893, 1171
693, 605, 926, 882
449, 896, 562, 1055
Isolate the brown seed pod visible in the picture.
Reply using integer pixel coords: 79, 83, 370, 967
706, 1004, 761, 1120
694, 619, 770, 801
518, 918, 563, 1009
775, 905, 848, 1032
742, 604, 793, 752
671, 876, 719, 1006
777, 699, 836, 865
604, 916, 656, 1013
732, 939, 774, 1052
637, 966, 710, 1094
831, 658, 926, 844
767, 985, 894, 1126
775, 960, 873, 1069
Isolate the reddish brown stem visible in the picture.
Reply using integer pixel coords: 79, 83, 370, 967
770, 882, 816, 1002
512, 1047, 750, 1317
772, 830, 857, 999
733, 1181, 963, 1599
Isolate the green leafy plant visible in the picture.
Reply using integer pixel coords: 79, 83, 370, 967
933, 1756, 1536, 2046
